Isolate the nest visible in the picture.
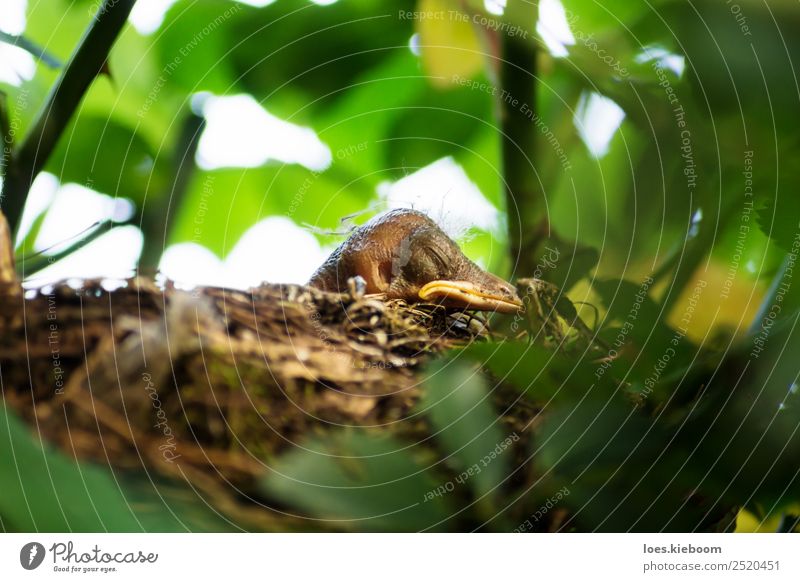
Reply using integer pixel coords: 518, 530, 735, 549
1, 277, 492, 529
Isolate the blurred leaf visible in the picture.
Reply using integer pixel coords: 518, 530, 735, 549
661, 0, 800, 130
155, 1, 240, 95
421, 359, 508, 503
560, 0, 663, 32
539, 239, 598, 291
169, 164, 373, 257
384, 80, 494, 171
0, 404, 234, 532
261, 429, 452, 531
417, 0, 483, 87
756, 160, 800, 253
13, 209, 47, 258
535, 386, 729, 532
593, 277, 661, 333
46, 116, 166, 201
319, 51, 428, 179
459, 340, 594, 404
224, 0, 416, 114
692, 315, 800, 510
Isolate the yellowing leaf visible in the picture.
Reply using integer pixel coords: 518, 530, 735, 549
416, 0, 484, 87
735, 505, 800, 532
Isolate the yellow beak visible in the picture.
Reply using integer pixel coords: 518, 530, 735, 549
418, 280, 523, 314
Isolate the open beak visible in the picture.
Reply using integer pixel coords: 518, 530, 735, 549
418, 280, 523, 314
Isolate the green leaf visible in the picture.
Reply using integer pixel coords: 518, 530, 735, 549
421, 359, 509, 504
46, 115, 166, 202
169, 165, 373, 258
0, 404, 234, 532
756, 161, 800, 253
224, 0, 416, 112
458, 340, 592, 404
261, 429, 452, 531
383, 81, 494, 171
155, 0, 241, 95
560, 0, 667, 34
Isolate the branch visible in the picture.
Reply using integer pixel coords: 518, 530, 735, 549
138, 110, 205, 270
0, 31, 62, 68
0, 210, 18, 289
0, 91, 9, 176
0, 0, 136, 235
16, 219, 116, 276
499, 1, 543, 275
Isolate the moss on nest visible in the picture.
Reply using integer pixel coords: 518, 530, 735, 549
1, 277, 495, 528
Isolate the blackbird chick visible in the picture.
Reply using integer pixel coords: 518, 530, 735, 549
308, 209, 522, 313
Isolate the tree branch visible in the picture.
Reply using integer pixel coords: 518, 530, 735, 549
0, 91, 10, 176
138, 111, 205, 270
499, 1, 543, 276
0, 0, 136, 235
17, 219, 116, 276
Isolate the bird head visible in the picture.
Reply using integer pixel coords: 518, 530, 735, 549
310, 209, 522, 314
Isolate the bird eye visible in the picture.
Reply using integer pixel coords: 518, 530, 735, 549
398, 229, 453, 284
424, 243, 450, 275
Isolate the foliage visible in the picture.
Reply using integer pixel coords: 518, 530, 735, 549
1, 0, 799, 531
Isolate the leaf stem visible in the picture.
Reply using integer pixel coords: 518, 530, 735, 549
16, 219, 116, 276
138, 111, 205, 270
0, 0, 136, 235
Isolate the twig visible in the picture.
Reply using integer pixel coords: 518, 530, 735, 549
138, 111, 205, 270
0, 31, 62, 68
16, 219, 116, 276
0, 0, 136, 235
499, 1, 542, 275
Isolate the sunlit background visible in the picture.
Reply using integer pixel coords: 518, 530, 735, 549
1, 0, 651, 289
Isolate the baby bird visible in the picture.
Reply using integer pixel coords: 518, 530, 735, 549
308, 209, 522, 313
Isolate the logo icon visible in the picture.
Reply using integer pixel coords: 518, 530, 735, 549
20, 542, 46, 570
